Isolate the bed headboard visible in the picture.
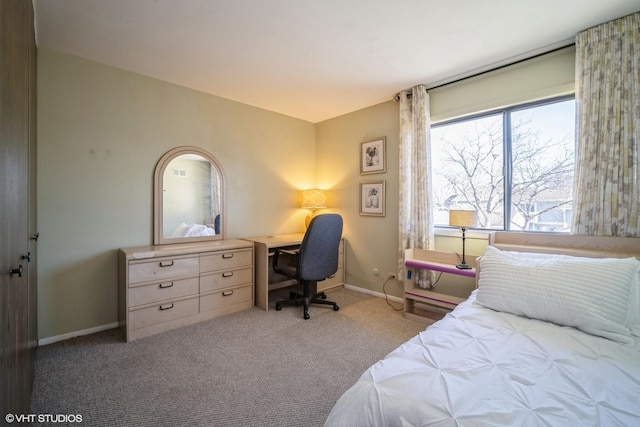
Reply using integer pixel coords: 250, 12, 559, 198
489, 231, 640, 260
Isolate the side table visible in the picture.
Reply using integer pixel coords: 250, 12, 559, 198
404, 248, 477, 323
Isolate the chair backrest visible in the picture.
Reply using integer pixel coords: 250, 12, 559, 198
298, 214, 343, 281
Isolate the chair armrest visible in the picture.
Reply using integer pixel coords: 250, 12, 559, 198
273, 248, 300, 278
274, 248, 299, 256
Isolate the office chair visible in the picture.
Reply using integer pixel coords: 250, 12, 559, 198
214, 214, 220, 235
272, 213, 343, 319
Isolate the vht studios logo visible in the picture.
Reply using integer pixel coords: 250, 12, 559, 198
5, 413, 83, 423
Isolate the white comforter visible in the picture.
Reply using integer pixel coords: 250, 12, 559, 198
325, 291, 640, 427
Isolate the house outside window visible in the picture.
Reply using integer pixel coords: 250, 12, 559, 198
431, 96, 576, 232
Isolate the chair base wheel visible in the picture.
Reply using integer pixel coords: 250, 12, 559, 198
275, 289, 339, 319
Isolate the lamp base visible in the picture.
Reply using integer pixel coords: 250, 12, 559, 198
305, 210, 318, 229
456, 263, 473, 270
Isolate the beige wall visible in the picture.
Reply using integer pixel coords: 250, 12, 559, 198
316, 101, 403, 296
37, 49, 316, 340
37, 46, 575, 341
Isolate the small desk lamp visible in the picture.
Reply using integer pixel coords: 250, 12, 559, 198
301, 189, 326, 229
449, 209, 478, 270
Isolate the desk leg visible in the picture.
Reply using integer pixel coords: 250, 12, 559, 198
254, 243, 269, 310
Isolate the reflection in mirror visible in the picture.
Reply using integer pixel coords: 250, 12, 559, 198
154, 146, 226, 245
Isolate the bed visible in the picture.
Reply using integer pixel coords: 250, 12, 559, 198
324, 232, 640, 427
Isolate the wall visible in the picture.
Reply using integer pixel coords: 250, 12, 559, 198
37, 49, 316, 340
38, 45, 576, 341
316, 101, 403, 296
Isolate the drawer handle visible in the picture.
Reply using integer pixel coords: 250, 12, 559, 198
222, 253, 234, 259
159, 303, 174, 310
222, 272, 234, 278
159, 261, 174, 267
222, 290, 234, 297
159, 282, 174, 289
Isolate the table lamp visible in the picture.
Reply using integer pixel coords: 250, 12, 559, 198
449, 209, 478, 269
301, 189, 326, 228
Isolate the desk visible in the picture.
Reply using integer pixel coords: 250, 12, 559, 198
243, 234, 345, 310
404, 248, 477, 323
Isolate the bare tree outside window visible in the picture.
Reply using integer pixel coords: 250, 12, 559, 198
431, 98, 575, 232
511, 102, 575, 231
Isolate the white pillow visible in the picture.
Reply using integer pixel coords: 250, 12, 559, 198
629, 269, 640, 337
476, 246, 640, 345
171, 222, 190, 237
184, 223, 215, 237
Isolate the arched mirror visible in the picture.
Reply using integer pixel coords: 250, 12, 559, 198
154, 146, 226, 245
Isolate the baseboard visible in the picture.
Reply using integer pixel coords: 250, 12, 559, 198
344, 284, 404, 304
38, 322, 120, 346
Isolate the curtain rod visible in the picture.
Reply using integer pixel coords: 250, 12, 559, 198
393, 42, 575, 102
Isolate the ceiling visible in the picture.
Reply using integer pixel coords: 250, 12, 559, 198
33, 0, 639, 123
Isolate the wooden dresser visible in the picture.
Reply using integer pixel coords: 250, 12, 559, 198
119, 239, 254, 342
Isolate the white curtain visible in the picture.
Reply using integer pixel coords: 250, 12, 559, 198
398, 85, 434, 288
572, 12, 640, 237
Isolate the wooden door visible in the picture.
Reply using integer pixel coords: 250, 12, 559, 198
1, 0, 36, 416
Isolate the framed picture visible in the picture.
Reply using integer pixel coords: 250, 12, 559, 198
360, 137, 386, 174
360, 180, 385, 216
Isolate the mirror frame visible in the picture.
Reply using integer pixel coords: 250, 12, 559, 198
153, 146, 226, 245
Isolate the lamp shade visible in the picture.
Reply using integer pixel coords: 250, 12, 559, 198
301, 189, 327, 209
449, 209, 478, 228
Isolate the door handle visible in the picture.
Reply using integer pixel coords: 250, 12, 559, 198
21, 252, 31, 262
9, 265, 23, 278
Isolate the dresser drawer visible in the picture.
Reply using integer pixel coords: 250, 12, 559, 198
129, 255, 199, 284
129, 296, 199, 330
200, 249, 252, 273
200, 284, 253, 313
200, 267, 252, 293
129, 277, 199, 307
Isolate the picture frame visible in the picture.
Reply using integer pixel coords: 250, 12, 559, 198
359, 180, 385, 216
360, 137, 386, 175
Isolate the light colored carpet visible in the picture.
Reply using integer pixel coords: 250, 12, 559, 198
29, 288, 425, 426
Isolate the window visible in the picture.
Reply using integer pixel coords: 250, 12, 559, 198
431, 96, 575, 232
